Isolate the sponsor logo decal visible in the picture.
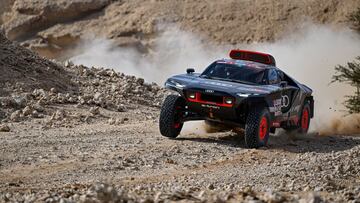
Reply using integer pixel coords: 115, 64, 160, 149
201, 104, 220, 109
273, 95, 290, 108
205, 89, 214, 93
281, 95, 290, 108
269, 95, 291, 116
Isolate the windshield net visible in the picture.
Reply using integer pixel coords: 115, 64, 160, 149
201, 62, 266, 85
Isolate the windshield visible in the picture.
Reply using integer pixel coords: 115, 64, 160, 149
201, 62, 266, 85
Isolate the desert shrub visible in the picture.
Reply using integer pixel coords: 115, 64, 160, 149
332, 57, 360, 113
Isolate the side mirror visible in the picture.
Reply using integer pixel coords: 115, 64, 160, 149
280, 81, 288, 88
186, 68, 195, 74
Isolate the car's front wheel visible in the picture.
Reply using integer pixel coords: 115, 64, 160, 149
159, 95, 185, 138
245, 107, 271, 148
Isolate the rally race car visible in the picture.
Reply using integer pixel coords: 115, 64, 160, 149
159, 50, 314, 148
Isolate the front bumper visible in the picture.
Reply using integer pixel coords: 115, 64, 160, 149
186, 100, 239, 121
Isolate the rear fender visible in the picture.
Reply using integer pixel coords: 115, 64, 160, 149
305, 96, 314, 118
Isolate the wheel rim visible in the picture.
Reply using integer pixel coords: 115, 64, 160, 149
301, 108, 309, 131
259, 116, 268, 141
174, 123, 181, 129
174, 106, 182, 129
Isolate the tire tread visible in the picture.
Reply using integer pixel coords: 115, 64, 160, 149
245, 107, 269, 148
159, 95, 183, 138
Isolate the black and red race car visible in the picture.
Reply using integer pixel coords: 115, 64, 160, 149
159, 50, 314, 148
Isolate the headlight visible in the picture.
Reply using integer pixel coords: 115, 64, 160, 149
188, 92, 196, 99
224, 97, 234, 104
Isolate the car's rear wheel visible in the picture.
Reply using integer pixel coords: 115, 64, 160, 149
283, 102, 311, 134
159, 95, 185, 138
298, 103, 311, 134
245, 107, 270, 148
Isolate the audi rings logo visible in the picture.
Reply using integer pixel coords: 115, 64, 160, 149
205, 89, 214, 93
281, 95, 290, 108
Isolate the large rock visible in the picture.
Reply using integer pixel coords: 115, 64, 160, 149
51, 110, 66, 121
89, 107, 100, 116
79, 183, 126, 203
10, 110, 21, 122
22, 106, 32, 116
2, 0, 110, 40
0, 124, 10, 132
0, 0, 15, 24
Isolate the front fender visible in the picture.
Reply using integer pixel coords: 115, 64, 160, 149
164, 80, 185, 97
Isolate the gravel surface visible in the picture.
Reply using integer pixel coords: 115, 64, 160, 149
1, 107, 360, 202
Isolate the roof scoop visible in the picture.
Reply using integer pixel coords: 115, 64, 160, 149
229, 49, 276, 66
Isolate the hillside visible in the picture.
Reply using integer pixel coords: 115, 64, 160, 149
0, 32, 75, 96
0, 0, 359, 59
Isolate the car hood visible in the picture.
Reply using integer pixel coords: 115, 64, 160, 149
167, 73, 281, 95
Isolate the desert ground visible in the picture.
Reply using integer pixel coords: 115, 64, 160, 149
1, 0, 360, 202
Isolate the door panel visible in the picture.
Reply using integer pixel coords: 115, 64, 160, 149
281, 86, 299, 114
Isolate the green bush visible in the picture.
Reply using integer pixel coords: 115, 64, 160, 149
332, 57, 360, 113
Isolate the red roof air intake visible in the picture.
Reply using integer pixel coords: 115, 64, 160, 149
229, 49, 276, 66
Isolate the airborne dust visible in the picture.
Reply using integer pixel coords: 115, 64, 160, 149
71, 23, 360, 135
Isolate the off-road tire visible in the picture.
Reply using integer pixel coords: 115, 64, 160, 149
283, 102, 311, 134
298, 102, 311, 134
159, 95, 185, 138
245, 107, 270, 148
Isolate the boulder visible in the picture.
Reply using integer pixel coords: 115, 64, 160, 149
0, 124, 11, 132
79, 183, 125, 203
22, 106, 32, 116
51, 110, 66, 120
4, 0, 111, 40
12, 95, 27, 108
10, 110, 21, 122
89, 107, 100, 115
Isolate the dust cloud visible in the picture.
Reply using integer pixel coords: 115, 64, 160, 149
318, 114, 360, 136
71, 23, 360, 135
252, 24, 360, 135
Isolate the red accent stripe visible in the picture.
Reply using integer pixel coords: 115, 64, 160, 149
188, 92, 233, 107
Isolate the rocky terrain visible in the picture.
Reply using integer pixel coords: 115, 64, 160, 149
0, 32, 75, 95
0, 32, 165, 126
0, 31, 360, 202
0, 0, 359, 59
1, 1, 360, 202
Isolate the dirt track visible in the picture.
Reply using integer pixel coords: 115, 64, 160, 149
1, 104, 360, 202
